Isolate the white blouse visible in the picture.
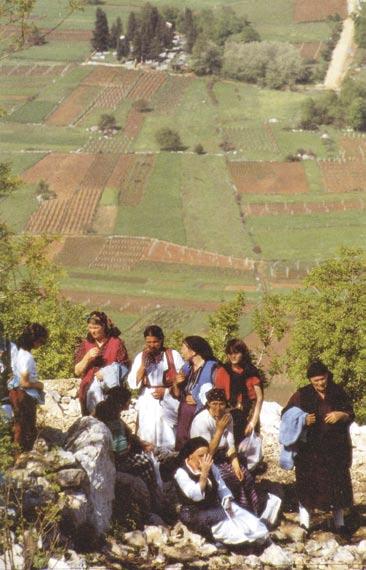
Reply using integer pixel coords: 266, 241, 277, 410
174, 461, 232, 503
190, 409, 235, 451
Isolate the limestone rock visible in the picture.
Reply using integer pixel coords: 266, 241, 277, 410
65, 417, 115, 535
333, 546, 355, 564
243, 554, 262, 567
162, 544, 200, 562
260, 543, 293, 568
144, 525, 169, 547
124, 530, 147, 549
56, 468, 88, 489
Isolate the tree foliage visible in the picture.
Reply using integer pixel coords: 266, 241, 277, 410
109, 16, 123, 49
125, 3, 173, 62
253, 249, 366, 421
299, 79, 366, 131
191, 37, 222, 76
91, 7, 110, 52
207, 293, 246, 361
98, 113, 116, 131
0, 224, 86, 379
0, 162, 21, 196
223, 41, 304, 89
155, 127, 183, 151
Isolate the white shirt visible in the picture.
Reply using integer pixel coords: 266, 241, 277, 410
10, 348, 42, 402
190, 408, 235, 451
174, 461, 232, 503
128, 349, 184, 390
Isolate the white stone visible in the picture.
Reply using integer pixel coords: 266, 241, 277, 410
357, 539, 366, 555
65, 417, 115, 534
320, 539, 339, 558
64, 491, 88, 527
333, 547, 355, 564
244, 554, 262, 567
124, 530, 147, 548
144, 525, 169, 547
260, 543, 293, 567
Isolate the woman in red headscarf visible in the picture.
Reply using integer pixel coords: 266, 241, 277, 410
74, 311, 129, 415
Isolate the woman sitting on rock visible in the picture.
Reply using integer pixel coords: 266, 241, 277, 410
75, 311, 129, 416
95, 386, 164, 516
190, 388, 261, 515
174, 436, 269, 545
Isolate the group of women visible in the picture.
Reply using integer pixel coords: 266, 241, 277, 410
3, 310, 355, 547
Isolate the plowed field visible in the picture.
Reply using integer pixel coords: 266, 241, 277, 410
244, 197, 365, 216
293, 0, 347, 22
319, 159, 366, 192
228, 161, 309, 194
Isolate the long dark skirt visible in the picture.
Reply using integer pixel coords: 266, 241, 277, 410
175, 401, 196, 451
215, 453, 260, 515
295, 449, 353, 510
9, 389, 37, 451
179, 504, 226, 539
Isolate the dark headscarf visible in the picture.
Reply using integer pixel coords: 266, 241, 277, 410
307, 360, 331, 380
206, 388, 227, 404
177, 436, 209, 464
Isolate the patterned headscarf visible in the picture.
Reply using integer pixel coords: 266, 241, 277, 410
206, 388, 227, 403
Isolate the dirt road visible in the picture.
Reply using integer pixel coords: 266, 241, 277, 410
323, 0, 359, 90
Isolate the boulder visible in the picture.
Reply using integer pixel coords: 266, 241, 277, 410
260, 543, 293, 568
65, 417, 115, 535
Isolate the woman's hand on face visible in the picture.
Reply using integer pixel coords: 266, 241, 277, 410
217, 413, 231, 432
142, 441, 154, 453
305, 413, 316, 426
324, 411, 347, 424
186, 394, 196, 405
199, 453, 213, 476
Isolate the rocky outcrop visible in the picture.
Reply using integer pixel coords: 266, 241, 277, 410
64, 416, 116, 535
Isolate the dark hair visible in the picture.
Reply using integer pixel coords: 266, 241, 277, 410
17, 323, 48, 351
225, 338, 261, 379
307, 360, 331, 380
177, 436, 209, 464
95, 386, 131, 422
206, 388, 227, 404
183, 336, 215, 361
143, 325, 164, 340
87, 311, 121, 340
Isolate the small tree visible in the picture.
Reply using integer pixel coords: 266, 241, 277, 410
155, 127, 183, 151
116, 37, 130, 60
194, 143, 205, 155
191, 37, 222, 75
133, 99, 150, 112
0, 162, 20, 197
28, 25, 46, 46
98, 113, 117, 132
91, 7, 109, 52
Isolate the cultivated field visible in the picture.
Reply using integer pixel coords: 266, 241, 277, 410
293, 0, 348, 22
228, 161, 309, 194
319, 159, 366, 192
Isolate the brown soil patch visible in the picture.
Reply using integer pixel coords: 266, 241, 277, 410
228, 161, 309, 194
244, 196, 365, 215
106, 154, 136, 188
45, 29, 91, 42
55, 236, 106, 266
123, 108, 145, 139
127, 71, 166, 101
92, 205, 118, 234
296, 42, 324, 61
22, 154, 95, 199
117, 154, 155, 207
340, 136, 366, 159
319, 159, 366, 192
293, 0, 347, 22
46, 85, 100, 126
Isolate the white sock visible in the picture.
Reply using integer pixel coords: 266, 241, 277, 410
333, 508, 344, 528
299, 502, 310, 529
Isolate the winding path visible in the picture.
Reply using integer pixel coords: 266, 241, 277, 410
323, 0, 360, 90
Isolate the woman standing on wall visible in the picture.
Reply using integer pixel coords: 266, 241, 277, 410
8, 323, 48, 451
75, 311, 129, 415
